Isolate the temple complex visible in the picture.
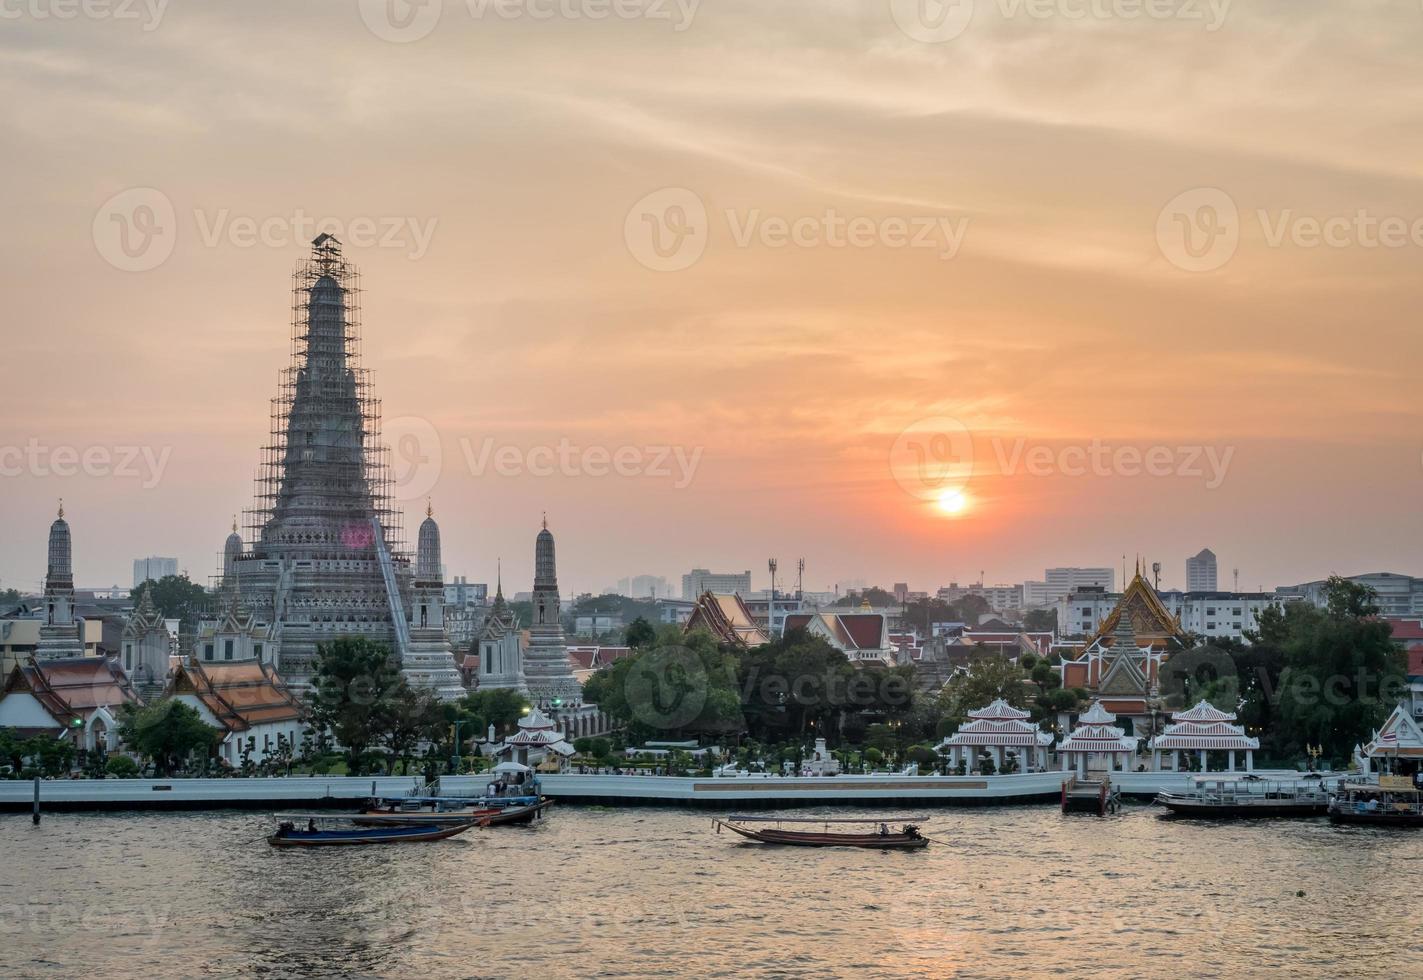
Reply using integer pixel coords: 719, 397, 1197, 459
1057, 566, 1185, 733
223, 235, 461, 699
166, 658, 307, 767
121, 585, 175, 700
36, 502, 85, 661
936, 699, 1053, 774
0, 656, 140, 752
684, 592, 770, 647
1149, 699, 1258, 771
1056, 700, 1138, 775
782, 611, 896, 666
476, 564, 527, 694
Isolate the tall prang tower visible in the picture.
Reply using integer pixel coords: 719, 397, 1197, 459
36, 500, 85, 660
230, 234, 462, 698
521, 516, 582, 710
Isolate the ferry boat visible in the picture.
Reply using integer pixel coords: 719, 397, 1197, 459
1328, 776, 1423, 827
713, 815, 930, 849
1155, 774, 1330, 818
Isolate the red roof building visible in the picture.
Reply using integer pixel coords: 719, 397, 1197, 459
782, 612, 896, 667
684, 592, 770, 648
0, 655, 139, 753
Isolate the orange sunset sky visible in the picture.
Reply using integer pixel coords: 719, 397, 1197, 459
2, 1, 1421, 596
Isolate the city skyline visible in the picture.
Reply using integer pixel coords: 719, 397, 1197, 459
4, 3, 1422, 596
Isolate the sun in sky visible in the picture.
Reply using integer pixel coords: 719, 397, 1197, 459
934, 488, 971, 518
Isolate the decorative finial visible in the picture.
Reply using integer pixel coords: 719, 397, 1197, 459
232, 515, 238, 534
427, 497, 433, 519
542, 511, 547, 530
496, 557, 502, 596
58, 498, 64, 519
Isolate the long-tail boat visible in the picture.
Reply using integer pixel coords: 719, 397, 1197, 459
267, 817, 479, 847
713, 815, 930, 849
1328, 777, 1423, 827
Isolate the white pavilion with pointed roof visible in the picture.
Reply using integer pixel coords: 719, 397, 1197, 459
935, 698, 1053, 773
492, 706, 576, 769
1358, 702, 1423, 774
1149, 699, 1259, 772
1057, 700, 1138, 776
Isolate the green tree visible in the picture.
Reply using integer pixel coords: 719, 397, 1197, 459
938, 656, 1030, 729
1024, 608, 1057, 632
459, 688, 532, 737
586, 626, 744, 741
1272, 578, 1406, 764
117, 701, 220, 776
624, 616, 656, 650
135, 574, 211, 631
385, 686, 446, 774
306, 637, 408, 774
105, 755, 140, 778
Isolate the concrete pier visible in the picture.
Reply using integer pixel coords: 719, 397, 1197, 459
0, 770, 1267, 813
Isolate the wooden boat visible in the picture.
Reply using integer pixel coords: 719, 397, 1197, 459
713, 815, 930, 849
267, 819, 478, 848
1156, 775, 1330, 818
1328, 778, 1423, 827
478, 799, 553, 826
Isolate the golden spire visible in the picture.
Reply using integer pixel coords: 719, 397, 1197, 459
58, 498, 64, 519
232, 515, 238, 534
426, 497, 433, 519
542, 511, 547, 530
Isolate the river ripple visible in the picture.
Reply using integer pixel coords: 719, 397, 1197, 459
2, 804, 1420, 978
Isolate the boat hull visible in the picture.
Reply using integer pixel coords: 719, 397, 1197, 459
1158, 796, 1327, 818
267, 823, 477, 847
1328, 809, 1423, 828
716, 821, 927, 849
351, 808, 501, 827
479, 800, 553, 826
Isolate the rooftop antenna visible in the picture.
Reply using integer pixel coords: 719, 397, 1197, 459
1151, 561, 1161, 590
1233, 568, 1239, 592
796, 558, 805, 598
768, 558, 778, 634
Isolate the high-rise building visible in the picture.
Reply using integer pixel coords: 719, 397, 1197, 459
226, 235, 461, 698
681, 568, 752, 599
1186, 549, 1218, 592
132, 556, 178, 588
1022, 567, 1115, 608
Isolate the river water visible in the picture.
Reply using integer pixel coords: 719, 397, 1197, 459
2, 804, 1419, 978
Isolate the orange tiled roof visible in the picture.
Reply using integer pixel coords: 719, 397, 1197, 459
167, 659, 303, 733
3, 656, 140, 725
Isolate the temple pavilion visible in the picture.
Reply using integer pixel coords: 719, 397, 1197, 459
1056, 700, 1138, 775
936, 699, 1053, 774
1357, 702, 1423, 776
491, 707, 576, 770
1148, 699, 1259, 772
1057, 566, 1187, 735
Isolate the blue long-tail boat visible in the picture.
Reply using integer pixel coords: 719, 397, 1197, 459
267, 817, 478, 847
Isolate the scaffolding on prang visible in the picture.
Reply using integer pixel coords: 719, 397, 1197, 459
242, 234, 407, 565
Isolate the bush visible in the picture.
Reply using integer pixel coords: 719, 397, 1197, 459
979, 753, 997, 776
105, 755, 140, 778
